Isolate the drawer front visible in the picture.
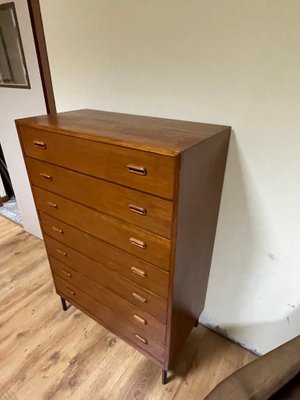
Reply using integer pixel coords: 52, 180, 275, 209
52, 271, 166, 347
47, 248, 167, 322
54, 275, 165, 362
41, 214, 170, 294
34, 187, 170, 269
20, 127, 176, 199
26, 158, 173, 238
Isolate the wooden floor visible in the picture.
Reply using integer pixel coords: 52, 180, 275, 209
0, 216, 257, 400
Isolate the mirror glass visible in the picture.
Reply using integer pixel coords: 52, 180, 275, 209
0, 2, 30, 88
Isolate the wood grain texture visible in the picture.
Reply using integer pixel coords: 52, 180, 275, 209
16, 109, 231, 375
53, 275, 166, 363
32, 187, 171, 269
0, 216, 256, 400
25, 158, 173, 238
49, 255, 168, 324
18, 126, 176, 199
27, 0, 56, 114
16, 109, 230, 155
44, 234, 168, 299
167, 130, 231, 367
42, 226, 170, 297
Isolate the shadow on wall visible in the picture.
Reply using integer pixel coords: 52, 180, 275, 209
213, 131, 258, 311
202, 305, 300, 356
220, 306, 300, 356
202, 131, 257, 322
201, 132, 299, 354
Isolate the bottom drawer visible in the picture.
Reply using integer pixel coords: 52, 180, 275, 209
54, 275, 165, 363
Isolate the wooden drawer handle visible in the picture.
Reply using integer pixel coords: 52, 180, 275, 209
47, 201, 58, 209
133, 314, 147, 325
62, 269, 72, 278
56, 249, 67, 257
130, 266, 147, 278
127, 164, 147, 176
128, 204, 147, 216
33, 140, 46, 150
52, 226, 63, 234
134, 334, 148, 344
66, 288, 75, 296
129, 237, 147, 249
132, 292, 147, 303
39, 173, 52, 181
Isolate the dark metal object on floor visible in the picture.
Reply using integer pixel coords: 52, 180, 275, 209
61, 297, 68, 311
162, 369, 167, 385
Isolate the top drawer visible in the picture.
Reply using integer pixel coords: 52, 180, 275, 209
19, 127, 176, 200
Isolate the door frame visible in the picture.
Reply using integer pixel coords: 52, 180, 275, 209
27, 0, 56, 114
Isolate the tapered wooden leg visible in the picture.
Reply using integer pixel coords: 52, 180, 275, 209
61, 297, 68, 311
162, 369, 167, 385
195, 319, 199, 327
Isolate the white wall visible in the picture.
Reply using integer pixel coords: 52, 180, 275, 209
40, 0, 300, 354
0, 0, 46, 236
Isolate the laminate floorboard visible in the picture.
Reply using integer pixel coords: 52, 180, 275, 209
0, 216, 257, 399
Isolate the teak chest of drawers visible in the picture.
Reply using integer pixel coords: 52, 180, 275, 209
16, 109, 230, 384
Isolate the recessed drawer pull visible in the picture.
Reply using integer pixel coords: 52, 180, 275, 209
128, 204, 147, 216
52, 226, 64, 234
62, 269, 72, 278
33, 140, 46, 150
56, 249, 67, 257
47, 201, 58, 209
127, 164, 147, 176
134, 334, 148, 344
132, 292, 147, 303
66, 288, 75, 296
130, 266, 147, 278
129, 237, 147, 249
39, 173, 52, 181
133, 314, 147, 325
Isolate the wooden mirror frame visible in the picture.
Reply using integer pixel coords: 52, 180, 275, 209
27, 0, 56, 114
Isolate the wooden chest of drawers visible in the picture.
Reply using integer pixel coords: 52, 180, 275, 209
16, 109, 230, 383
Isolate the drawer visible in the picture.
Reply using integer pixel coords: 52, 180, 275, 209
54, 275, 165, 362
34, 187, 171, 269
26, 158, 173, 238
52, 271, 166, 347
48, 250, 167, 322
41, 215, 170, 295
19, 127, 176, 199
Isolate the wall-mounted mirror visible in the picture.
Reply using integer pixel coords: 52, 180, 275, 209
0, 2, 30, 88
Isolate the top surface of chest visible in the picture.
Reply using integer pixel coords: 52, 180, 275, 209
16, 109, 229, 156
